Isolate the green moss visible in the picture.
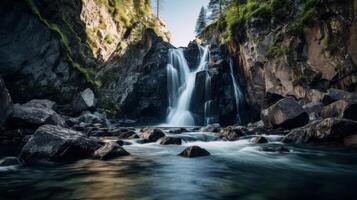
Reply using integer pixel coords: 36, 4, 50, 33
97, 95, 117, 115
267, 44, 289, 58
287, 0, 319, 35
26, 0, 100, 87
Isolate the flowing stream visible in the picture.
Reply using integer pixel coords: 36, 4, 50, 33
1, 131, 357, 200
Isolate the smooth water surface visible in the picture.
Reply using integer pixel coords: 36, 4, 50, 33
1, 132, 357, 200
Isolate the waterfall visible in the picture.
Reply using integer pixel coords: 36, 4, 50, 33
165, 45, 210, 127
229, 59, 244, 124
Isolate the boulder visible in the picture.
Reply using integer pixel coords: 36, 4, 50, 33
160, 137, 182, 145
283, 118, 357, 144
20, 125, 102, 161
251, 136, 268, 144
261, 97, 309, 129
178, 146, 210, 157
71, 88, 95, 114
142, 128, 165, 142
22, 99, 56, 109
93, 141, 130, 160
0, 77, 13, 129
322, 88, 357, 105
9, 103, 65, 128
219, 126, 244, 141
167, 128, 187, 134
321, 100, 357, 121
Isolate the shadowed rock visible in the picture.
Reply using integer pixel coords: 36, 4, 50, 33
20, 125, 102, 162
72, 88, 95, 114
0, 77, 12, 129
94, 141, 130, 160
160, 137, 182, 145
178, 146, 210, 157
344, 135, 357, 147
283, 118, 357, 144
9, 103, 65, 129
322, 89, 357, 105
321, 100, 357, 121
261, 97, 309, 129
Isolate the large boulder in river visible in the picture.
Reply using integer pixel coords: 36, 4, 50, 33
219, 126, 244, 141
71, 88, 95, 114
178, 146, 210, 158
160, 137, 182, 145
282, 118, 357, 144
0, 77, 13, 129
322, 89, 357, 105
142, 128, 165, 142
20, 125, 102, 162
22, 99, 56, 109
94, 141, 130, 160
321, 100, 357, 121
261, 97, 309, 129
9, 103, 65, 129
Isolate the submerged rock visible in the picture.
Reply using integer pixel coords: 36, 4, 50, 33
160, 137, 182, 145
283, 118, 357, 144
179, 146, 210, 158
9, 103, 65, 128
94, 141, 130, 160
344, 135, 357, 147
261, 97, 309, 129
142, 128, 165, 142
71, 88, 95, 114
0, 157, 23, 166
20, 125, 102, 162
251, 136, 268, 144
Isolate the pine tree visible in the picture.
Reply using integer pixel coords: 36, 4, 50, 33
207, 0, 221, 22
195, 6, 207, 35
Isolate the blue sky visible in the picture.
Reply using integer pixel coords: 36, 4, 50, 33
153, 0, 210, 47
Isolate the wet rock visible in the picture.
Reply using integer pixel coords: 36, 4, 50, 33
118, 131, 137, 139
115, 140, 131, 146
178, 146, 210, 157
261, 146, 290, 153
0, 77, 13, 129
71, 88, 95, 114
128, 134, 139, 139
200, 123, 221, 132
321, 100, 357, 121
322, 89, 357, 105
22, 99, 56, 109
261, 97, 309, 129
167, 128, 187, 134
344, 135, 357, 147
94, 141, 130, 160
20, 125, 102, 162
142, 128, 165, 142
160, 137, 182, 145
9, 103, 65, 129
251, 136, 268, 144
0, 157, 22, 166
219, 126, 244, 141
283, 118, 357, 144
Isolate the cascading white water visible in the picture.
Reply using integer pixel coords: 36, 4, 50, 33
165, 45, 210, 127
229, 59, 244, 124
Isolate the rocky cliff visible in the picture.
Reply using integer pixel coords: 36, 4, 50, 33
0, 0, 171, 123
200, 0, 357, 122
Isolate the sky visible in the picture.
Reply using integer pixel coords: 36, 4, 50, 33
153, 0, 210, 47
